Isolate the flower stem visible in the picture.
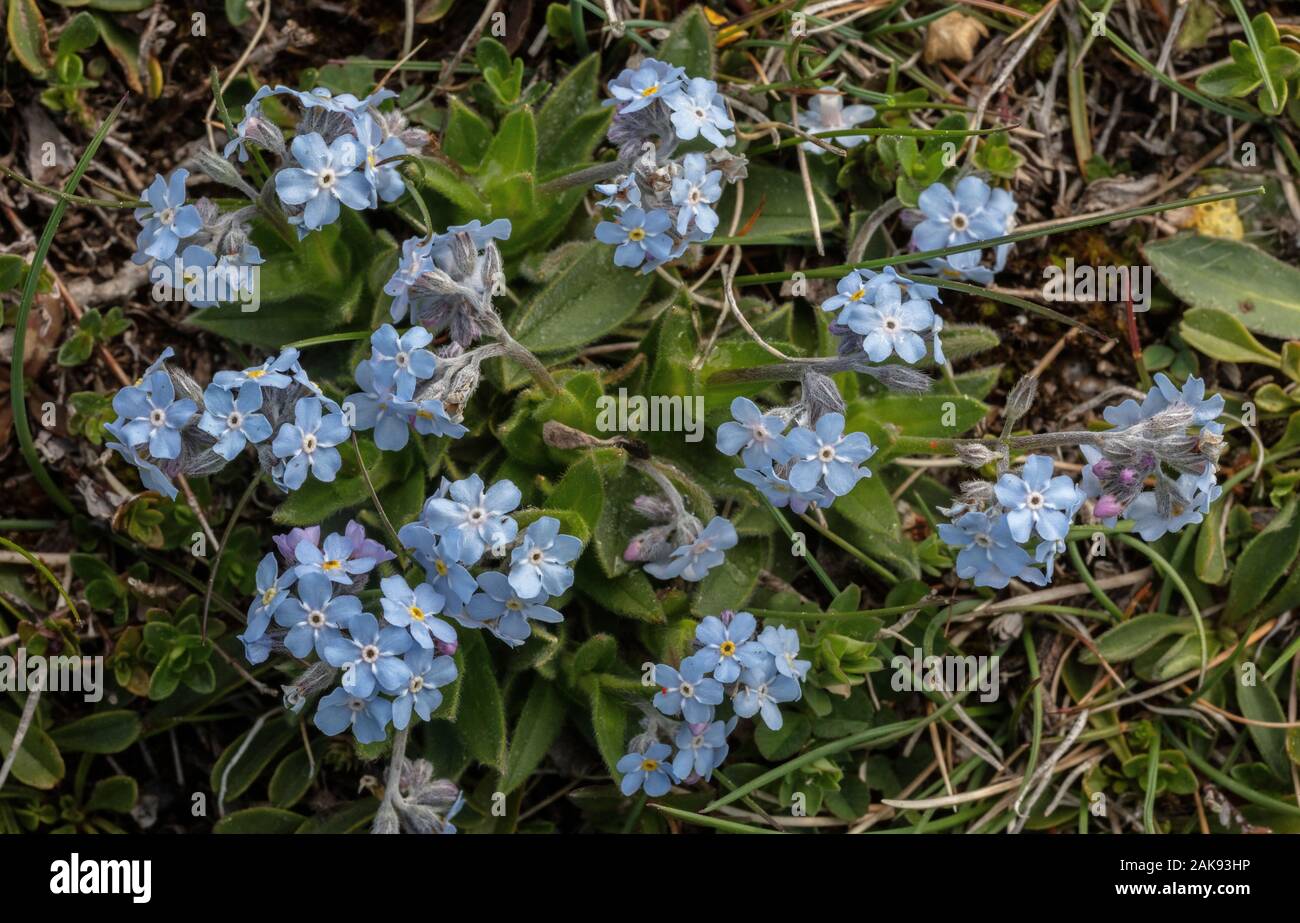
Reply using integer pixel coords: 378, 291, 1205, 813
353, 433, 409, 569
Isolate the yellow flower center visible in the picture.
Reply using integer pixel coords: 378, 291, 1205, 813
640, 84, 659, 98
247, 369, 266, 379
640, 758, 659, 772
435, 560, 448, 576
720, 640, 736, 657
850, 288, 865, 301
417, 410, 434, 420
261, 587, 277, 606
322, 560, 342, 571
409, 606, 425, 622
628, 228, 646, 242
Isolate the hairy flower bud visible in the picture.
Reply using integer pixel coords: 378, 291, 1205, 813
624, 524, 675, 562
955, 440, 1003, 468
282, 661, 338, 713
1094, 494, 1124, 519
1004, 373, 1038, 428
801, 370, 846, 419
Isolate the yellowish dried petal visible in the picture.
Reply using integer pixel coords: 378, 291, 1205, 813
924, 11, 989, 65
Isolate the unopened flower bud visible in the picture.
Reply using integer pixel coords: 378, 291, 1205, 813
282, 661, 338, 713
1094, 494, 1124, 519
955, 440, 1003, 468
802, 370, 846, 418
1004, 373, 1038, 426
543, 420, 604, 451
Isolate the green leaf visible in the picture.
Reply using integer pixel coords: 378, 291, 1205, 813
48, 710, 141, 754
272, 439, 402, 525
1226, 499, 1300, 622
502, 678, 566, 793
268, 740, 324, 808
658, 4, 715, 78
0, 710, 64, 789
584, 679, 627, 777
442, 97, 494, 170
827, 475, 919, 579
755, 712, 811, 761
1281, 342, 1300, 384
224, 0, 253, 25
1080, 614, 1194, 664
188, 212, 381, 348
409, 156, 488, 218
209, 719, 298, 803
712, 164, 841, 246
692, 536, 769, 616
576, 560, 666, 623
56, 329, 95, 366
1194, 501, 1229, 586
846, 393, 988, 444
57, 11, 99, 58
571, 634, 619, 678
295, 797, 377, 833
214, 807, 306, 834
91, 11, 144, 94
7, 0, 53, 77
0, 253, 27, 291
1146, 235, 1300, 340
481, 107, 537, 183
508, 240, 655, 352
1237, 673, 1290, 780
934, 323, 999, 365
535, 54, 608, 176
1196, 59, 1261, 98
455, 631, 507, 770
86, 775, 137, 813
548, 451, 614, 534
1178, 307, 1280, 366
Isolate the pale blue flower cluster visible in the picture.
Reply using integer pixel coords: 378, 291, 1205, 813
103, 346, 350, 498
239, 490, 579, 750
719, 398, 876, 514
821, 266, 946, 366
103, 348, 195, 500
911, 175, 1016, 284
939, 455, 1086, 589
235, 85, 409, 238
618, 611, 808, 796
130, 168, 264, 309
130, 85, 419, 309
625, 510, 739, 584
397, 476, 583, 648
1080, 374, 1225, 542
594, 58, 740, 272
382, 219, 512, 347
345, 324, 467, 452
234, 523, 457, 742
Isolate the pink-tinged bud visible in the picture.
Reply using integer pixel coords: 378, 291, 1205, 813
1119, 467, 1138, 485
1094, 495, 1124, 519
1091, 459, 1113, 479
624, 539, 644, 562
435, 638, 458, 657
688, 722, 710, 736
718, 609, 735, 626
